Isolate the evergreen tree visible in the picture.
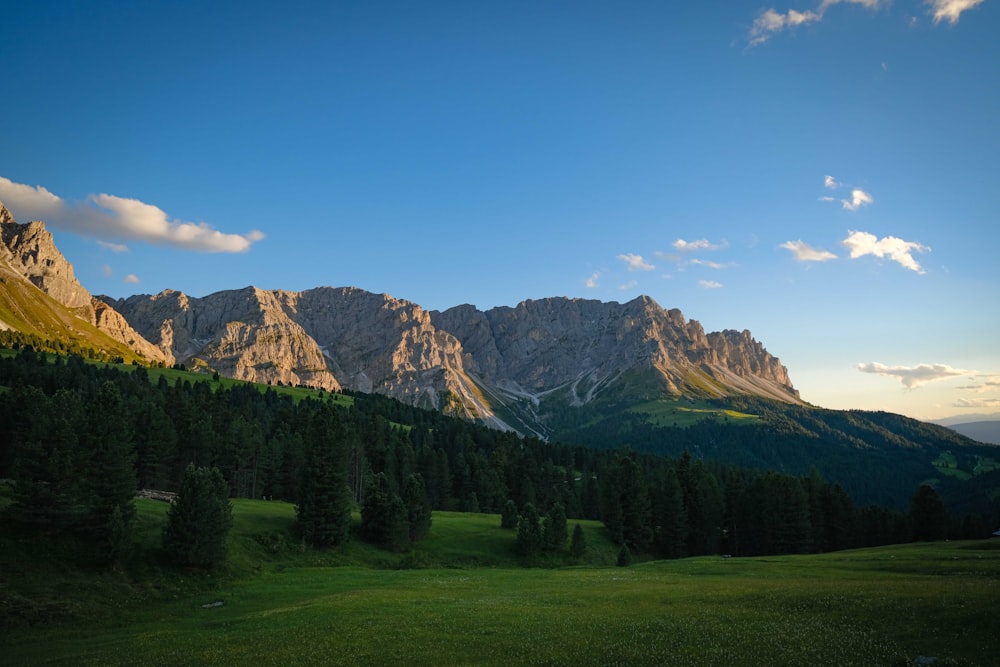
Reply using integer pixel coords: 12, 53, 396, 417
403, 473, 432, 543
500, 499, 519, 529
515, 503, 543, 556
570, 523, 587, 559
296, 404, 352, 547
653, 467, 688, 559
361, 472, 410, 551
81, 382, 138, 561
542, 502, 568, 552
910, 484, 950, 541
10, 388, 83, 533
616, 543, 632, 567
162, 464, 233, 568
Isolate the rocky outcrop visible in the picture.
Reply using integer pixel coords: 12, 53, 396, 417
0, 201, 168, 363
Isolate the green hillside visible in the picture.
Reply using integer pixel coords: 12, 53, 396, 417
0, 268, 151, 364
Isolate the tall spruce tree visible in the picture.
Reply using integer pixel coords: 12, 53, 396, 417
910, 484, 950, 541
570, 523, 587, 559
163, 464, 233, 568
296, 403, 353, 547
515, 503, 543, 556
542, 502, 568, 552
402, 473, 432, 543
362, 472, 410, 551
82, 382, 137, 561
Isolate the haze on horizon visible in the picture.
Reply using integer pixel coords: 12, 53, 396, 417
2, 0, 997, 423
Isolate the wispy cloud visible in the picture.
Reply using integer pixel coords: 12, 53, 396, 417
749, 8, 822, 47
842, 230, 929, 273
690, 259, 733, 269
619, 280, 639, 290
842, 188, 874, 211
98, 240, 130, 253
779, 240, 838, 262
585, 271, 601, 288
0, 175, 264, 253
617, 253, 655, 271
698, 280, 723, 289
673, 238, 724, 252
102, 264, 113, 278
124, 274, 141, 284
748, 0, 886, 47
928, 0, 985, 24
953, 397, 1000, 408
824, 175, 840, 189
857, 361, 974, 388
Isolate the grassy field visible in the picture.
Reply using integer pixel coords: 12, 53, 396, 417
2, 496, 999, 666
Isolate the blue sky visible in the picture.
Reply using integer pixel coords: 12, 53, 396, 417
2, 0, 997, 421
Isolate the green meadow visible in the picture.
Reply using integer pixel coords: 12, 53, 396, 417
2, 496, 999, 666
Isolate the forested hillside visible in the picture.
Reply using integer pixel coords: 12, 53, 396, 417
0, 346, 994, 566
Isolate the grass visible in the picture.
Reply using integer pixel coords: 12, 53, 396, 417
631, 398, 761, 428
2, 494, 999, 666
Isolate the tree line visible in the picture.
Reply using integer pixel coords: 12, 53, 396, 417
0, 347, 990, 567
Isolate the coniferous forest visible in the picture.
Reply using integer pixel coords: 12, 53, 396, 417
0, 345, 992, 569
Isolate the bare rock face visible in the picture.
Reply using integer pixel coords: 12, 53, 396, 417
1, 218, 91, 310
432, 295, 800, 409
0, 201, 168, 363
109, 286, 505, 428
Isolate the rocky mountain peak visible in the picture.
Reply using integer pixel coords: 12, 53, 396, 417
0, 203, 168, 362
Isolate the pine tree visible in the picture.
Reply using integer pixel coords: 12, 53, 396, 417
570, 523, 587, 559
500, 499, 519, 529
910, 484, 950, 541
296, 404, 353, 547
403, 473, 432, 543
362, 472, 410, 551
163, 464, 234, 568
81, 382, 138, 561
515, 503, 543, 556
542, 503, 568, 552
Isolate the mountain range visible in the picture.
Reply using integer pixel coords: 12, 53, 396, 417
2, 198, 999, 516
0, 198, 799, 438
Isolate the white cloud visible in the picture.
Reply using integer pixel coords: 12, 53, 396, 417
824, 175, 839, 189
842, 188, 874, 211
927, 0, 984, 24
585, 271, 600, 288
124, 274, 141, 284
698, 280, 723, 289
857, 362, 975, 388
779, 240, 837, 262
619, 280, 639, 290
617, 253, 655, 271
0, 175, 264, 253
818, 196, 836, 202
673, 238, 723, 252
98, 240, 130, 253
842, 230, 929, 273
